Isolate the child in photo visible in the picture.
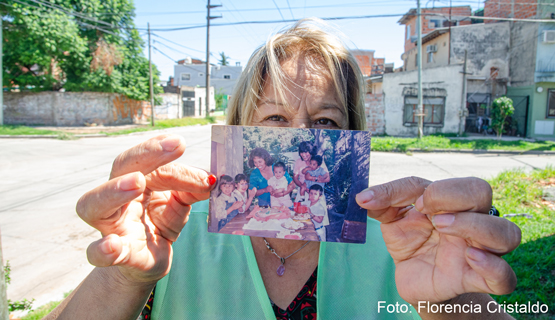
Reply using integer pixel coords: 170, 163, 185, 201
267, 162, 294, 208
213, 175, 243, 231
307, 184, 329, 242
232, 174, 256, 213
302, 155, 330, 190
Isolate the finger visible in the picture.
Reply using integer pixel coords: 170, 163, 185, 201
110, 135, 186, 179
87, 234, 130, 267
147, 191, 192, 242
356, 176, 431, 223
145, 163, 217, 195
431, 212, 521, 254
77, 172, 146, 225
415, 177, 492, 215
464, 247, 517, 295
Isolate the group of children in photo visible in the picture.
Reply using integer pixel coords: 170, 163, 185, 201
212, 153, 330, 241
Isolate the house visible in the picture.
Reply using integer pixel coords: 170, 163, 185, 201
160, 82, 215, 118
383, 12, 512, 136
351, 50, 394, 135
498, 0, 555, 139
173, 58, 243, 96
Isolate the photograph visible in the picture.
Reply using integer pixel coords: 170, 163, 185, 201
208, 125, 371, 243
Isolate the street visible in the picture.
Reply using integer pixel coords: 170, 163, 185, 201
1, 124, 554, 310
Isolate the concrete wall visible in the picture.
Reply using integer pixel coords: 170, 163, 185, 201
382, 64, 463, 136
154, 93, 180, 119
3, 92, 150, 126
450, 22, 511, 79
365, 93, 385, 135
509, 22, 538, 87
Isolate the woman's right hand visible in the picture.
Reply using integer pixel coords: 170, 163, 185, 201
76, 134, 216, 284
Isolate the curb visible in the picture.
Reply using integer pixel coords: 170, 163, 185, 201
383, 148, 555, 155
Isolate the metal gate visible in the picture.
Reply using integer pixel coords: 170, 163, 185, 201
507, 95, 529, 137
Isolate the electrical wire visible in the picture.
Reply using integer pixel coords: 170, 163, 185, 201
271, 0, 286, 21
286, 0, 295, 19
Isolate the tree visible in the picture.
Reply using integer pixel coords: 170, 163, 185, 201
218, 52, 230, 66
491, 96, 514, 140
1, 0, 162, 101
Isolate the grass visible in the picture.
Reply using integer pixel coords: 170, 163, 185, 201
0, 125, 59, 136
371, 135, 555, 152
100, 117, 216, 136
0, 117, 217, 138
488, 167, 555, 319
20, 291, 71, 320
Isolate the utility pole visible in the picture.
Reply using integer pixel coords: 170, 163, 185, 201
417, 0, 424, 139
148, 23, 155, 126
459, 50, 468, 136
448, 0, 452, 65
206, 0, 222, 118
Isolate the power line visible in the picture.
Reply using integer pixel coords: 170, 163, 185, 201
271, 0, 286, 20
286, 0, 295, 19
151, 33, 206, 54
27, 0, 120, 30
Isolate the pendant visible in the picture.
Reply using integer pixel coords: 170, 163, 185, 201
277, 257, 286, 276
277, 264, 285, 276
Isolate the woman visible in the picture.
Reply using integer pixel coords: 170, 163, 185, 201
46, 19, 520, 319
292, 141, 329, 198
247, 147, 295, 207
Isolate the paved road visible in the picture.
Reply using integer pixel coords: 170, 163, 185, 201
1, 124, 554, 310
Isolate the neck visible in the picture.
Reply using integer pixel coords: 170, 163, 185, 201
251, 237, 318, 262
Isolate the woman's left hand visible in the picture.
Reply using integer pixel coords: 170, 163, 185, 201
356, 177, 521, 306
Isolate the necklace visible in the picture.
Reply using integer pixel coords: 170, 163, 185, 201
263, 237, 310, 276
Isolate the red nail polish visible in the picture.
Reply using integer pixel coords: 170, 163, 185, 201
208, 175, 217, 186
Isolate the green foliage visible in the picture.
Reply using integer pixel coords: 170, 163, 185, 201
102, 117, 216, 135
218, 52, 230, 66
371, 136, 555, 152
491, 96, 515, 140
1, 0, 162, 101
488, 167, 555, 319
4, 261, 35, 312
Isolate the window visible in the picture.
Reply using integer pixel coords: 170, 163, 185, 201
198, 73, 204, 77
403, 97, 445, 126
429, 19, 444, 29
548, 89, 555, 118
407, 25, 411, 40
180, 73, 191, 81
223, 74, 231, 79
427, 52, 434, 63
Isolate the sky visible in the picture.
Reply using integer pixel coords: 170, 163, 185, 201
132, 0, 483, 81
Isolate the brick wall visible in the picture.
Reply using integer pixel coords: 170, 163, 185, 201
365, 93, 385, 135
484, 0, 537, 22
3, 92, 151, 126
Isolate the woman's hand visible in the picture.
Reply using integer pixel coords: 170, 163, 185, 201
356, 177, 521, 306
76, 134, 216, 284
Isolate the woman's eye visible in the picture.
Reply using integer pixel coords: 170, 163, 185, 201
315, 118, 338, 127
266, 115, 287, 122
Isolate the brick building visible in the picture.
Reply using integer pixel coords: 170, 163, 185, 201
483, 0, 538, 22
350, 50, 387, 76
398, 6, 472, 53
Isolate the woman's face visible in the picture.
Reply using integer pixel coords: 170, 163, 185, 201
251, 56, 348, 130
253, 156, 267, 170
300, 151, 311, 162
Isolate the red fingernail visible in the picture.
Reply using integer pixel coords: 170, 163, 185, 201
208, 175, 217, 186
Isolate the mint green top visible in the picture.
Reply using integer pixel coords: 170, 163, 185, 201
152, 200, 420, 319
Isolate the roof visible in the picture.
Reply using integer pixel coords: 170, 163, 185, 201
397, 6, 472, 24
418, 28, 449, 44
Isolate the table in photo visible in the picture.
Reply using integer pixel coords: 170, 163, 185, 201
218, 208, 320, 241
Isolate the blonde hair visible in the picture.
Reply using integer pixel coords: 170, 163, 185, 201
226, 18, 367, 131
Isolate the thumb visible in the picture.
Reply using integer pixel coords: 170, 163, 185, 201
356, 176, 430, 223
87, 234, 130, 267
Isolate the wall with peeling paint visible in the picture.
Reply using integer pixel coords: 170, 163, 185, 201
3, 92, 151, 126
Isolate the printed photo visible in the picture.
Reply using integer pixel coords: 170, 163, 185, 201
208, 125, 371, 243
